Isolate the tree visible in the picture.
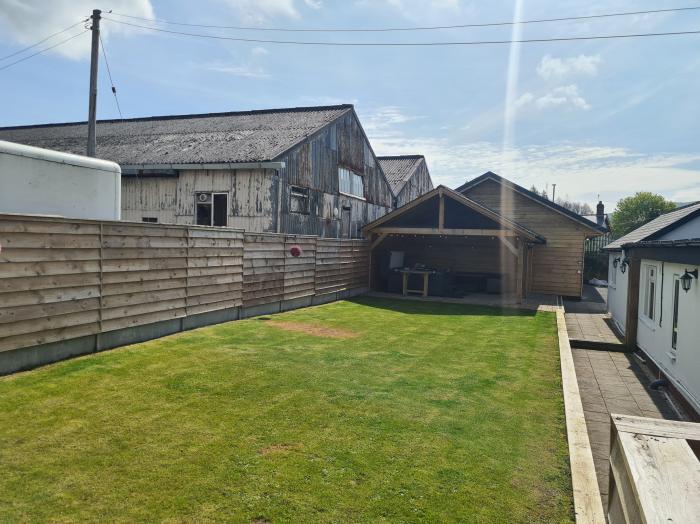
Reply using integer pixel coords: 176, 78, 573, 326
610, 192, 676, 237
529, 185, 593, 215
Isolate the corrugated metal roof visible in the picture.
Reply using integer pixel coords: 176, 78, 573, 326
604, 201, 700, 250
377, 155, 424, 193
0, 105, 353, 165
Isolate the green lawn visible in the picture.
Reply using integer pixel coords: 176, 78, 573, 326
0, 298, 572, 523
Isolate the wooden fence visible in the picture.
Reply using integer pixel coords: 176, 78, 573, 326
0, 214, 369, 363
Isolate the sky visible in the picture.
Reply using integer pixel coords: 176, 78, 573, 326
1, 0, 699, 210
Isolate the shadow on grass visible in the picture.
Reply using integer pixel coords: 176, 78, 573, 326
347, 295, 537, 317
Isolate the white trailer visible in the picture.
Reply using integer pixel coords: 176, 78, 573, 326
0, 140, 121, 220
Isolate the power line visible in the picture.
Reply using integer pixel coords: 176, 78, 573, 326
0, 19, 89, 61
99, 34, 123, 119
0, 30, 90, 72
107, 5, 700, 32
103, 18, 700, 46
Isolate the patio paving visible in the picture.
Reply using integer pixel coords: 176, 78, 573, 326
564, 285, 624, 349
572, 348, 682, 508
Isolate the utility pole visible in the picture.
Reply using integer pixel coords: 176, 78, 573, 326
87, 9, 101, 157
551, 183, 557, 202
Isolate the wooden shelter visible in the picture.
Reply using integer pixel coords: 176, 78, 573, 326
363, 186, 544, 301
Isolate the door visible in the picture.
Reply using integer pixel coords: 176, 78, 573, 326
341, 206, 351, 238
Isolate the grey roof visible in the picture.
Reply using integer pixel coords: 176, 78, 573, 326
604, 201, 700, 250
377, 155, 424, 194
0, 105, 354, 165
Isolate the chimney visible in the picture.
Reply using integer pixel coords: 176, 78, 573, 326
596, 200, 605, 226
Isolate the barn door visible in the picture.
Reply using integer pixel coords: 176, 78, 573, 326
341, 206, 351, 238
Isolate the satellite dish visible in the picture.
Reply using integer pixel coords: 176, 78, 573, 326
197, 193, 209, 202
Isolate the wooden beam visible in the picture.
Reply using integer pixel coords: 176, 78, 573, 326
370, 232, 388, 251
372, 227, 516, 236
625, 257, 641, 349
498, 237, 518, 256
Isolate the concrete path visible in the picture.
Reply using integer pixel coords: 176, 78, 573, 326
572, 348, 681, 507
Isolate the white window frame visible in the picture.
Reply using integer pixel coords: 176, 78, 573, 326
338, 167, 365, 200
195, 192, 228, 227
642, 264, 657, 322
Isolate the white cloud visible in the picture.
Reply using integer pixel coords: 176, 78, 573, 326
519, 85, 591, 111
251, 47, 269, 56
362, 106, 423, 134
0, 0, 154, 60
537, 54, 601, 80
359, 108, 700, 208
220, 0, 300, 23
303, 0, 323, 8
204, 62, 270, 79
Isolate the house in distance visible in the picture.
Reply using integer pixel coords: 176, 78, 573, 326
0, 104, 411, 238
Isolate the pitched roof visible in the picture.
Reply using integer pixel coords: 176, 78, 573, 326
363, 185, 545, 243
456, 171, 607, 233
604, 201, 700, 250
0, 105, 354, 166
377, 155, 424, 194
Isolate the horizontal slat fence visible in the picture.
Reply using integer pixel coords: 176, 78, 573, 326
0, 214, 369, 358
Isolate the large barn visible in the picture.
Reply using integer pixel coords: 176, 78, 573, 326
364, 173, 606, 300
0, 105, 394, 238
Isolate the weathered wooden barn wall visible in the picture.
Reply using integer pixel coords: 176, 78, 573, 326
121, 169, 279, 232
277, 110, 393, 237
396, 160, 434, 208
0, 214, 369, 369
461, 178, 590, 297
120, 111, 394, 238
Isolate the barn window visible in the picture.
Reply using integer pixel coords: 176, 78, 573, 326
195, 192, 228, 227
338, 167, 364, 199
142, 217, 158, 223
290, 186, 310, 214
643, 264, 656, 321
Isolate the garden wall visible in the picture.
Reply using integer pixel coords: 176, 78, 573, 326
0, 214, 369, 374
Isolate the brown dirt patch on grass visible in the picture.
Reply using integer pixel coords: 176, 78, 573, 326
266, 321, 359, 339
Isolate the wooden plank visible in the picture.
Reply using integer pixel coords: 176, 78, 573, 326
0, 285, 100, 307
0, 298, 100, 324
0, 322, 100, 353
0, 309, 100, 338
102, 288, 187, 308
0, 219, 100, 235
0, 248, 100, 262
0, 232, 100, 249
556, 309, 606, 523
101, 298, 186, 320
0, 260, 100, 278
611, 414, 700, 441
614, 431, 700, 523
371, 227, 516, 236
101, 308, 186, 332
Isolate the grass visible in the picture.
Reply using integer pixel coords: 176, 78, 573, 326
0, 297, 573, 523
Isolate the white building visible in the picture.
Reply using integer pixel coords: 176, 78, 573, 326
605, 202, 700, 335
0, 140, 121, 220
604, 203, 700, 417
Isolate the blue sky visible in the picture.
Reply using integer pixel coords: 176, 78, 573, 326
1, 0, 699, 209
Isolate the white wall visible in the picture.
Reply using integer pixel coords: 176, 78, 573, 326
636, 258, 700, 414
0, 141, 121, 220
607, 251, 628, 334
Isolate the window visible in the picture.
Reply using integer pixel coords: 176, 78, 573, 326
195, 192, 228, 227
142, 217, 158, 223
290, 186, 310, 214
338, 167, 364, 199
672, 276, 680, 350
643, 264, 657, 321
